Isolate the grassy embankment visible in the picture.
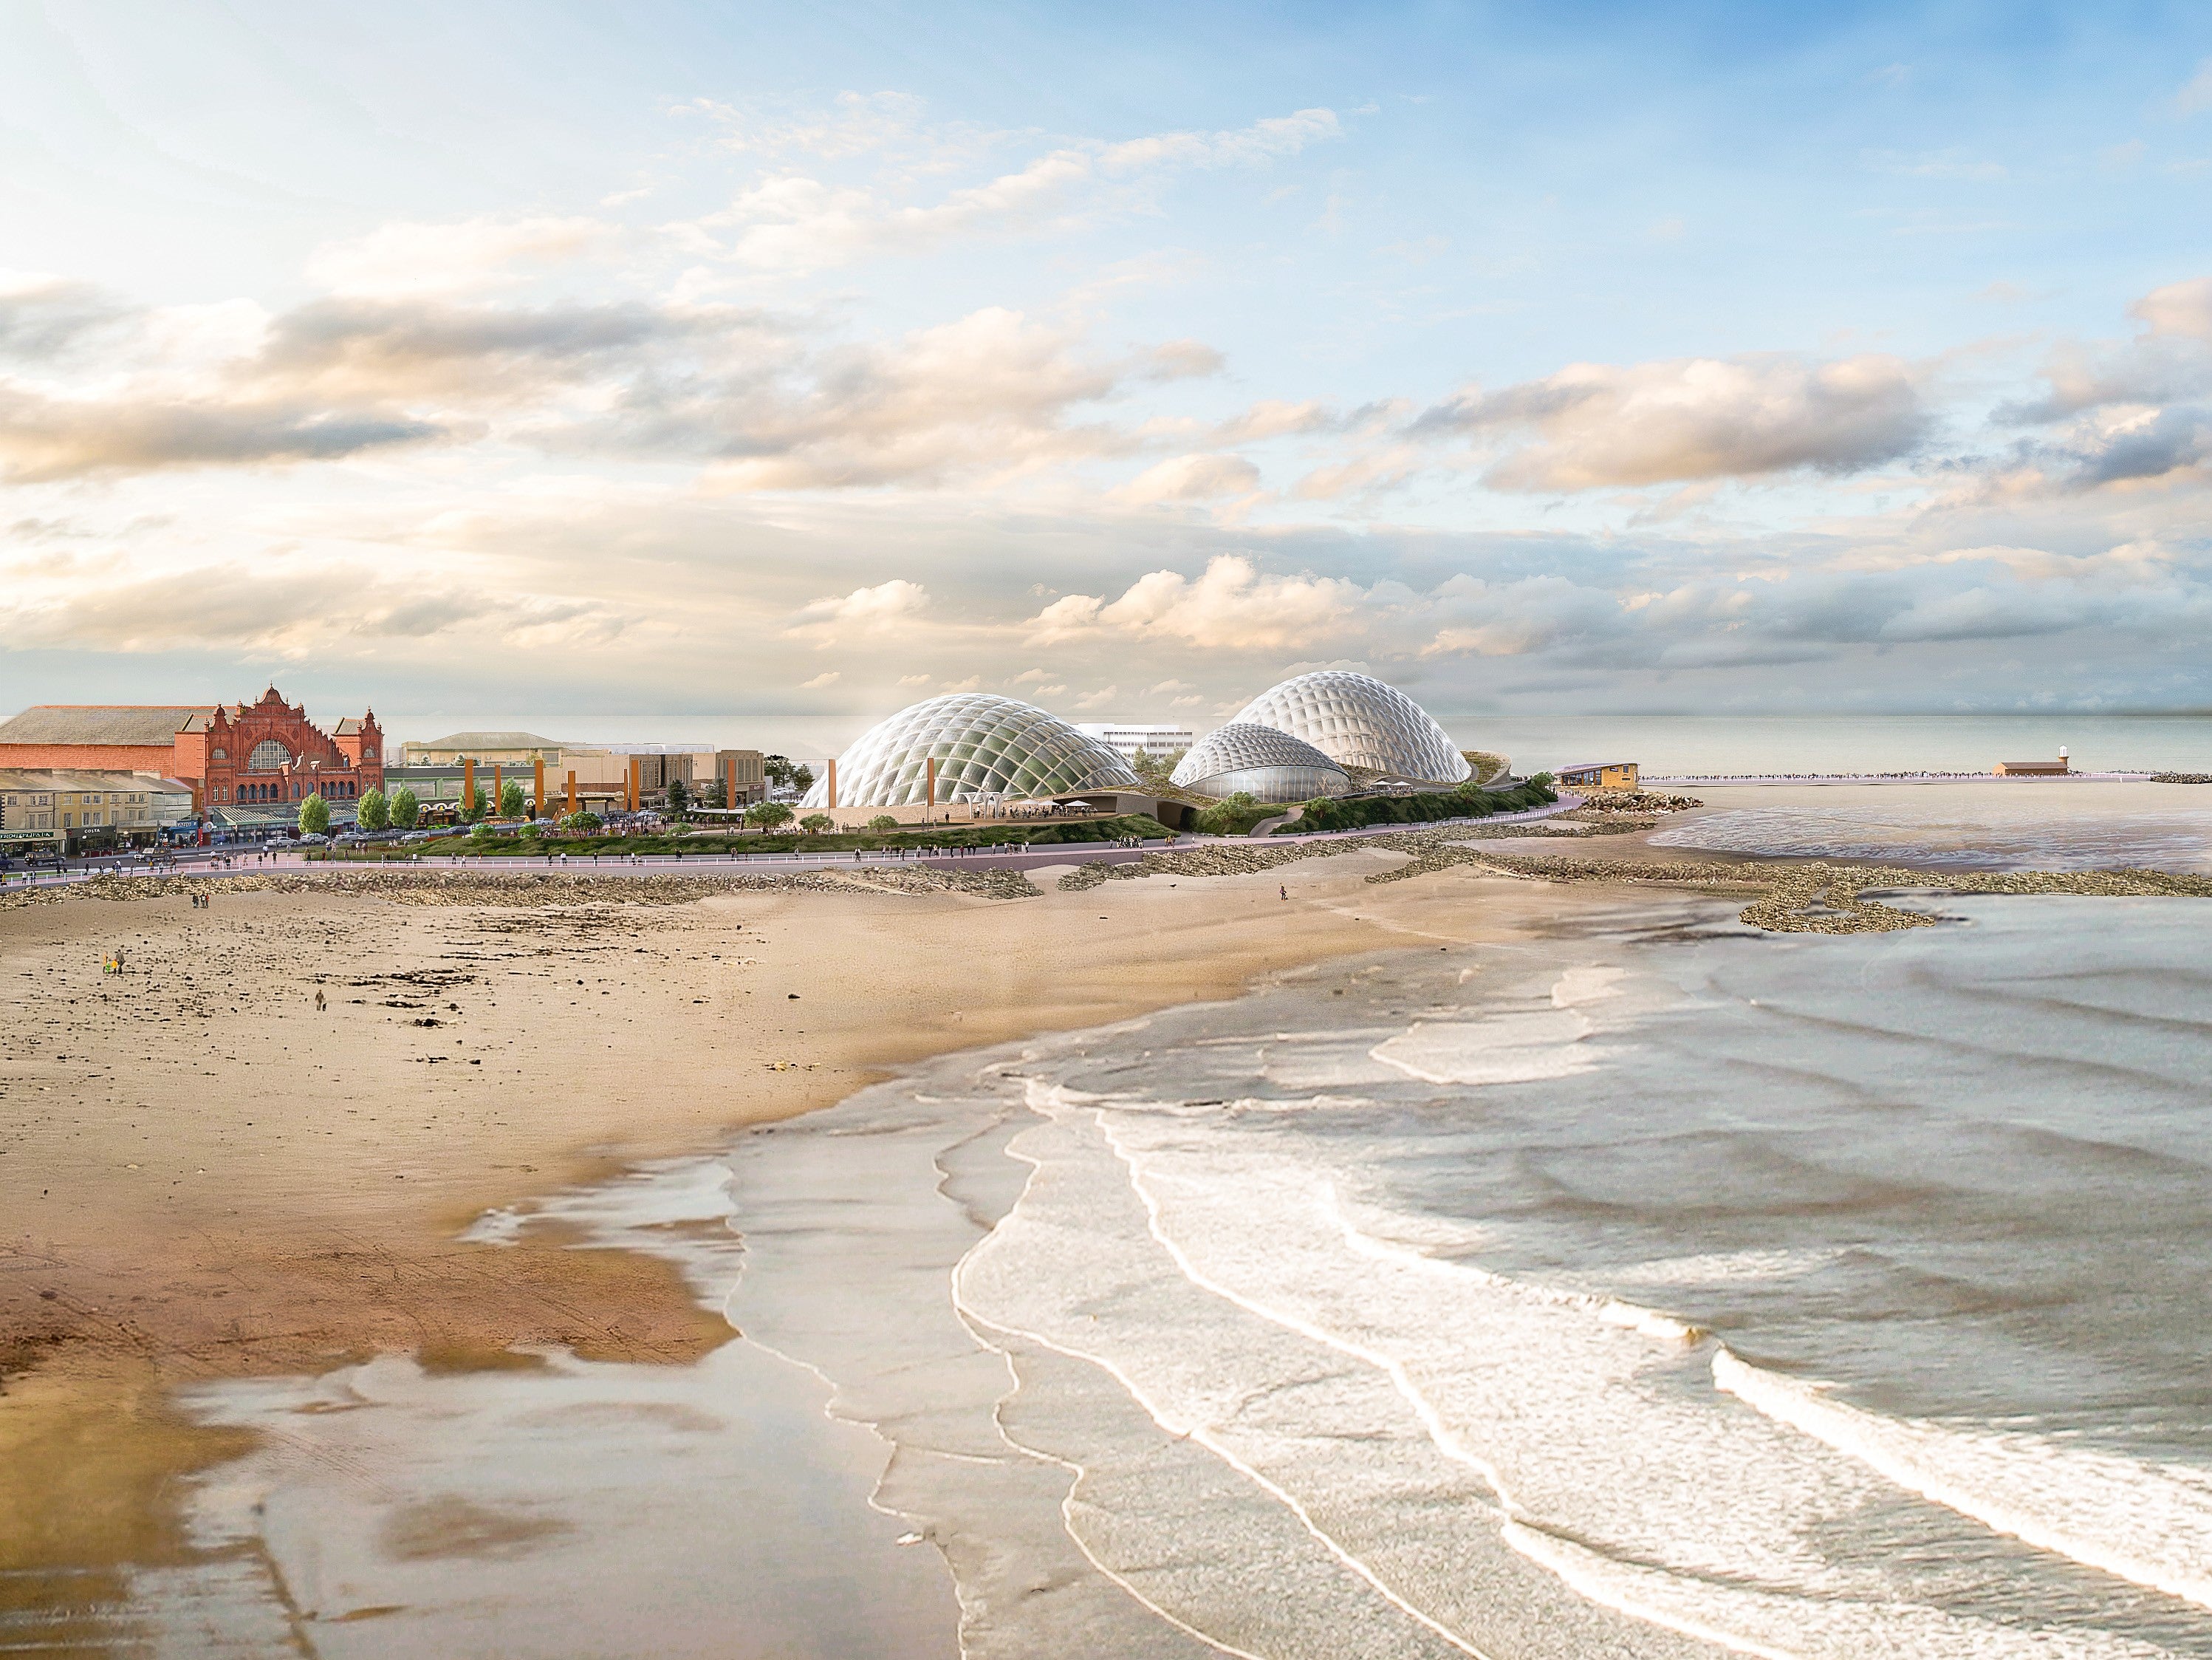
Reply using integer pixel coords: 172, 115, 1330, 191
318, 812, 1173, 859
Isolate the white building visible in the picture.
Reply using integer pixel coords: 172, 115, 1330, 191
1075, 723, 1195, 762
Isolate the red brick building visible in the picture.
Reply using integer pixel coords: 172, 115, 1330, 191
0, 689, 384, 816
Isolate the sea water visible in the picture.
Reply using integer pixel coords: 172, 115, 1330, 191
165, 893, 2212, 1657
705, 892, 2212, 1657
1647, 784, 2212, 871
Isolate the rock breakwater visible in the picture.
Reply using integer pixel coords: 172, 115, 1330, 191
1058, 829, 2212, 934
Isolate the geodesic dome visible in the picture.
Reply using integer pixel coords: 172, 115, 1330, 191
803, 694, 1140, 807
1232, 671, 1470, 784
1170, 722, 1351, 804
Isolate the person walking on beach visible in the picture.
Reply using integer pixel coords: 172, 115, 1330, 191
1280, 884, 1287, 901
315, 988, 326, 1012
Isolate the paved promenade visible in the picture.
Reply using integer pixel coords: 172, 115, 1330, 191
0, 797, 1581, 895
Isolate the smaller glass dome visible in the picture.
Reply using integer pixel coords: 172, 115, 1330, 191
1170, 723, 1352, 804
1232, 671, 1470, 785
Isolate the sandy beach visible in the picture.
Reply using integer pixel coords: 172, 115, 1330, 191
0, 842, 1511, 1611
6, 787, 2211, 1650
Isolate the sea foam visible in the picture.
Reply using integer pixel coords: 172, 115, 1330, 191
1369, 1011, 1597, 1085
1715, 1348, 2212, 1611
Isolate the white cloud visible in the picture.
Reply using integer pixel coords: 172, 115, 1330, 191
1120, 451, 1261, 502
1415, 353, 1928, 489
1028, 554, 1368, 650
304, 216, 612, 296
2131, 277, 2212, 341
699, 307, 1213, 491
669, 107, 1340, 273
799, 669, 840, 688
2177, 58, 2212, 115
786, 578, 929, 644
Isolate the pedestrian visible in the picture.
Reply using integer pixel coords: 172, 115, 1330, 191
1280, 884, 1287, 901
315, 988, 326, 1012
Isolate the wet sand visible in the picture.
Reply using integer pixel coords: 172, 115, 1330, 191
0, 851, 1470, 1634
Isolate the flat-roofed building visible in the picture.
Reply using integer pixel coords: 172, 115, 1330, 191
706, 750, 766, 807
1076, 723, 1195, 762
1556, 761, 1639, 790
584, 745, 767, 805
386, 744, 769, 815
0, 770, 193, 854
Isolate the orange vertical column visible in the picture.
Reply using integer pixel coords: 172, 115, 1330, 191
463, 757, 475, 817
926, 756, 936, 816
493, 765, 503, 818
533, 757, 544, 818
726, 766, 736, 811
629, 756, 640, 813
566, 771, 577, 816
827, 759, 838, 812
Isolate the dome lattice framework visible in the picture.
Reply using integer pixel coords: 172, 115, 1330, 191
1232, 671, 1470, 785
804, 694, 1141, 808
1169, 722, 1351, 804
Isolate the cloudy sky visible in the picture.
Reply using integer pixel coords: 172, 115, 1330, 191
6, 1, 2212, 727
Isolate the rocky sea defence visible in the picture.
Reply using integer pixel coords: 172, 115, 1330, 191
1060, 827, 2212, 933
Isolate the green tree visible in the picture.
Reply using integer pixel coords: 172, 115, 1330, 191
499, 779, 526, 819
462, 784, 488, 822
746, 801, 794, 831
388, 786, 420, 830
799, 812, 834, 834
1194, 790, 1264, 836
357, 788, 390, 831
560, 810, 601, 830
298, 792, 331, 836
1127, 747, 1187, 792
791, 763, 815, 793
762, 754, 793, 788
666, 777, 691, 817
867, 814, 900, 832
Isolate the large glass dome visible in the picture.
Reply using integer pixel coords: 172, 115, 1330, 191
1170, 722, 1350, 804
1232, 671, 1470, 784
804, 694, 1140, 807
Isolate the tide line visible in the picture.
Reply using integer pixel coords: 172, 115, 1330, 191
962, 1082, 1501, 1660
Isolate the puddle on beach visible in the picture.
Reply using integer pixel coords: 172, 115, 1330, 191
154, 1165, 959, 1660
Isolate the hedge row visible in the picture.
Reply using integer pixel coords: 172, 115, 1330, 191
1283, 779, 1557, 833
